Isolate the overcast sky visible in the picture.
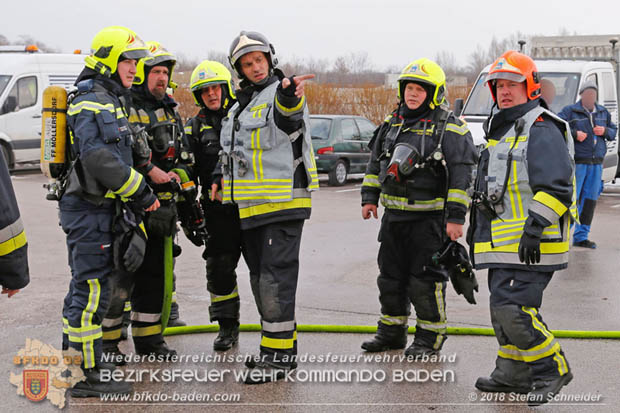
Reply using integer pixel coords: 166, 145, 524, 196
3, 0, 620, 70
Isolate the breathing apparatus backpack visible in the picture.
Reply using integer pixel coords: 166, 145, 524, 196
40, 85, 79, 201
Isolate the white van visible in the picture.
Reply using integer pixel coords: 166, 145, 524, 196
456, 35, 620, 182
0, 46, 84, 168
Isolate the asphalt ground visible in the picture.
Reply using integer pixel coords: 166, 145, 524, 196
2, 171, 619, 412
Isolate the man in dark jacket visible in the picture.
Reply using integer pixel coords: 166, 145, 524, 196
61, 26, 158, 397
217, 31, 318, 384
0, 150, 29, 297
361, 58, 477, 357
184, 60, 242, 352
101, 41, 193, 361
558, 81, 617, 248
469, 51, 576, 406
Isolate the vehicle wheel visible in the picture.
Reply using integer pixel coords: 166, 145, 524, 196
1, 143, 13, 170
328, 159, 348, 186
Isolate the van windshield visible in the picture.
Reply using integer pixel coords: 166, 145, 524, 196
463, 72, 581, 116
0, 75, 11, 96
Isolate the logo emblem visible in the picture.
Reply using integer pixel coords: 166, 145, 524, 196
23, 370, 48, 402
406, 63, 429, 77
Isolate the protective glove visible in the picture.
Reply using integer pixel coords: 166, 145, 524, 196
123, 230, 147, 273
449, 267, 479, 305
433, 240, 479, 305
518, 218, 544, 265
147, 203, 177, 237
183, 226, 204, 247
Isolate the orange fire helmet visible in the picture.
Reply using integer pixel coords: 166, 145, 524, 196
486, 50, 541, 102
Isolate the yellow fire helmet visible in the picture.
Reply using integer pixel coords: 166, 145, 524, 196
84, 26, 149, 77
190, 60, 236, 107
397, 58, 446, 109
134, 41, 178, 88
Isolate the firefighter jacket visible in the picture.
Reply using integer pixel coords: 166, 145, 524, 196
361, 107, 477, 224
127, 89, 192, 174
219, 73, 319, 229
469, 99, 578, 271
0, 152, 29, 289
185, 106, 230, 198
63, 71, 155, 209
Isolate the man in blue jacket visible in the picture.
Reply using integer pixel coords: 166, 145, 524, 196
559, 82, 617, 248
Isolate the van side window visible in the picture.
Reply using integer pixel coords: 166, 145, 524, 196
5, 76, 37, 112
602, 72, 615, 102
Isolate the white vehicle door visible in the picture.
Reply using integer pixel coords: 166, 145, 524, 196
0, 74, 41, 163
599, 69, 618, 180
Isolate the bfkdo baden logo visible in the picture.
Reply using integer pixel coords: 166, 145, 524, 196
10, 339, 86, 409
23, 370, 49, 402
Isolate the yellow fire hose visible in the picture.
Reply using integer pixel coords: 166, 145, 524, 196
164, 324, 620, 339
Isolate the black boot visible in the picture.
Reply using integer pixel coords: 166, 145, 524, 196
361, 323, 407, 352
404, 342, 439, 357
527, 372, 573, 406
245, 357, 298, 370
213, 319, 239, 351
242, 361, 291, 385
134, 337, 177, 357
70, 366, 132, 398
168, 301, 187, 327
101, 343, 127, 366
475, 376, 531, 394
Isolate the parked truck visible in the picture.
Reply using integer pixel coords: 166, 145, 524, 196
0, 45, 83, 169
456, 34, 620, 182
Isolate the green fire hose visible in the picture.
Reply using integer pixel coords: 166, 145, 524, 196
163, 324, 620, 339
160, 236, 174, 330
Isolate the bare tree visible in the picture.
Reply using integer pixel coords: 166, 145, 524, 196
0, 34, 8, 46
332, 55, 350, 74
16, 34, 59, 52
349, 51, 373, 74
466, 45, 489, 82
435, 50, 460, 76
465, 32, 534, 82
175, 53, 200, 73
206, 50, 231, 70
557, 27, 579, 36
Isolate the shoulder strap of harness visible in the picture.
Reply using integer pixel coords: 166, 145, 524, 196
431, 108, 453, 155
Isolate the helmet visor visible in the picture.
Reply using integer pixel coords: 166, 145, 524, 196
192, 79, 226, 92
147, 54, 176, 67
121, 49, 149, 61
231, 44, 269, 66
485, 71, 526, 84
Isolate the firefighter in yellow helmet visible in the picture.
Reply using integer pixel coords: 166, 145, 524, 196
183, 60, 242, 351
60, 26, 158, 398
361, 58, 477, 357
99, 41, 195, 361
469, 51, 575, 405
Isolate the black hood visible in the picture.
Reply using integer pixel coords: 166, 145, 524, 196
483, 99, 540, 140
399, 79, 434, 121
75, 67, 129, 97
399, 102, 432, 124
